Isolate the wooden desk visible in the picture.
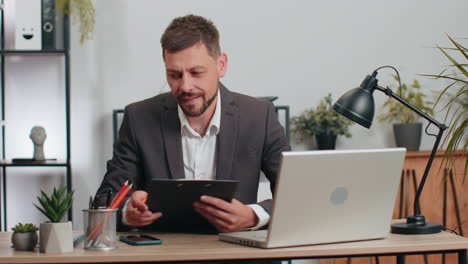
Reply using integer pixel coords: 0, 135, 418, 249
0, 231, 467, 264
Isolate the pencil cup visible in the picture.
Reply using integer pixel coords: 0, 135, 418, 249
82, 208, 118, 250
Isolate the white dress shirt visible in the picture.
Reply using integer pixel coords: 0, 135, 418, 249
123, 90, 269, 230
177, 91, 220, 181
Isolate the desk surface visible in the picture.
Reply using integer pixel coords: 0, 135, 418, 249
1, 231, 468, 263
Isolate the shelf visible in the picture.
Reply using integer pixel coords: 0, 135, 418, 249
0, 14, 72, 231
0, 160, 68, 167
0, 50, 66, 56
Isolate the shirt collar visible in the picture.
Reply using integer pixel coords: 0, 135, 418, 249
178, 89, 221, 137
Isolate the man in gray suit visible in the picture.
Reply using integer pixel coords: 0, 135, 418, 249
96, 14, 290, 233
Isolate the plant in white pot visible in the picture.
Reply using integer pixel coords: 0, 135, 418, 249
34, 185, 74, 253
377, 76, 434, 151
11, 223, 39, 251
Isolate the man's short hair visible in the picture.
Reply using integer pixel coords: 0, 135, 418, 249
161, 14, 220, 59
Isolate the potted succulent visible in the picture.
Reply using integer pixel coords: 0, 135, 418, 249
34, 185, 74, 253
292, 93, 353, 150
377, 76, 434, 151
423, 35, 467, 174
11, 223, 39, 251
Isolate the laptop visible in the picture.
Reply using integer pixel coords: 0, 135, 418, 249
219, 148, 406, 248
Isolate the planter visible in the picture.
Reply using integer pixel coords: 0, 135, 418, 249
315, 134, 337, 150
39, 221, 73, 253
393, 123, 422, 151
11, 232, 38, 251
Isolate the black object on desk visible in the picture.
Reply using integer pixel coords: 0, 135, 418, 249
119, 235, 162, 246
145, 179, 239, 231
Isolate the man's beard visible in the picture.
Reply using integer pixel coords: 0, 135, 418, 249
177, 89, 218, 117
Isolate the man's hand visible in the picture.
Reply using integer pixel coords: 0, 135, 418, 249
126, 191, 162, 226
193, 196, 259, 233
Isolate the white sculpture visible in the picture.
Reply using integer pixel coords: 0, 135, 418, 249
30, 126, 46, 161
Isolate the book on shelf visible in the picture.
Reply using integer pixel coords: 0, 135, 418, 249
41, 0, 56, 50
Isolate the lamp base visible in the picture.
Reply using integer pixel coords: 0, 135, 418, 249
391, 215, 442, 235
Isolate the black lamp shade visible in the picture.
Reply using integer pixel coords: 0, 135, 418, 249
332, 86, 375, 129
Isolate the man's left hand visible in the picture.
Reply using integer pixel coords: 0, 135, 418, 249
193, 196, 259, 233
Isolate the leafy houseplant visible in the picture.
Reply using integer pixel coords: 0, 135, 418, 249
423, 35, 467, 174
11, 223, 39, 251
377, 76, 434, 151
292, 93, 353, 150
34, 185, 74, 253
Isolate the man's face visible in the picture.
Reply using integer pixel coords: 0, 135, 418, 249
164, 42, 227, 117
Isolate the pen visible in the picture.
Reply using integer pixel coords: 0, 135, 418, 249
89, 195, 93, 209
106, 190, 112, 207
109, 184, 132, 209
87, 195, 94, 235
109, 180, 128, 207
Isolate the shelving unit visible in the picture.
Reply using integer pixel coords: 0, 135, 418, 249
0, 12, 72, 231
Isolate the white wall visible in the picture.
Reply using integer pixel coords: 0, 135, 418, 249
3, 0, 467, 230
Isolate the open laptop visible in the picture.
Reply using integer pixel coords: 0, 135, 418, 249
219, 148, 406, 248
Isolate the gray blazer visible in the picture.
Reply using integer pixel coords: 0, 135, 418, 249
96, 84, 291, 231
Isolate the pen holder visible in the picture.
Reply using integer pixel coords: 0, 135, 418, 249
82, 208, 118, 250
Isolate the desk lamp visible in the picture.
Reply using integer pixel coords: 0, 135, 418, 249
332, 66, 447, 234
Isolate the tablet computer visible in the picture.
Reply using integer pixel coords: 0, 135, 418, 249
145, 179, 239, 226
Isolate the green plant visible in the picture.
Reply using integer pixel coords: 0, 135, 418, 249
291, 93, 353, 143
377, 76, 434, 123
423, 35, 467, 174
11, 223, 39, 233
56, 0, 96, 44
34, 185, 74, 223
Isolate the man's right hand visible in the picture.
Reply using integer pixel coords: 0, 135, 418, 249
126, 190, 162, 226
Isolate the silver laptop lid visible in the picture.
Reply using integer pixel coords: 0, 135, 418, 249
266, 148, 405, 248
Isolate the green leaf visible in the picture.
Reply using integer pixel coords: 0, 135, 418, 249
40, 190, 51, 204
437, 45, 468, 79
447, 35, 468, 61
35, 185, 74, 223
12, 222, 39, 232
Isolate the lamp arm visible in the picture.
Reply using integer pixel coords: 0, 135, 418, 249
413, 127, 445, 215
375, 85, 448, 216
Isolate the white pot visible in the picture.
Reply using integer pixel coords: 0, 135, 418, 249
39, 221, 73, 253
